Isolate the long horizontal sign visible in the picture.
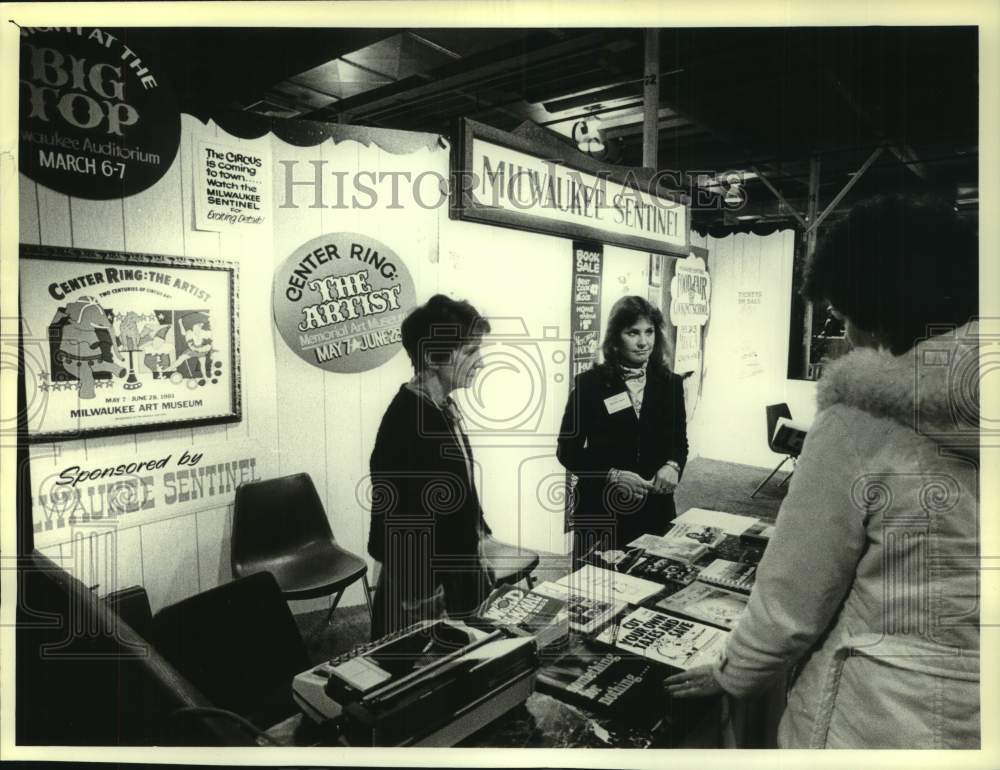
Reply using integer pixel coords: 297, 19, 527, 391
451, 119, 689, 255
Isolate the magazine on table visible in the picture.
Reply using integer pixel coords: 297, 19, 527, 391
477, 584, 568, 647
555, 564, 664, 606
532, 580, 625, 634
672, 508, 760, 536
579, 544, 644, 573
625, 553, 702, 586
663, 521, 727, 548
595, 607, 729, 671
536, 637, 669, 723
696, 558, 757, 594
654, 582, 749, 630
624, 533, 707, 563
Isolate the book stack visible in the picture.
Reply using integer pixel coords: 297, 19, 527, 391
625, 532, 708, 563
477, 584, 569, 648
532, 580, 625, 634
625, 553, 701, 587
555, 564, 664, 607
595, 606, 729, 671
661, 521, 727, 548
579, 544, 644, 573
695, 558, 756, 594
655, 582, 749, 630
479, 584, 531, 622
740, 521, 776, 548
536, 638, 668, 723
672, 507, 760, 536
709, 534, 749, 562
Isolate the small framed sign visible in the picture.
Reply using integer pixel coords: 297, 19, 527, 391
19, 244, 241, 442
649, 253, 664, 287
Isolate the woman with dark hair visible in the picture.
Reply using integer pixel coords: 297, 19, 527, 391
367, 294, 493, 639
557, 294, 688, 560
665, 195, 980, 748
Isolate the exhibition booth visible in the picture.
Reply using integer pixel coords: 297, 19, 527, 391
13, 24, 913, 753
20, 104, 813, 616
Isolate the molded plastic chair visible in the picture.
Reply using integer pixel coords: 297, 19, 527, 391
480, 534, 539, 589
750, 403, 800, 498
232, 473, 373, 623
150, 571, 311, 729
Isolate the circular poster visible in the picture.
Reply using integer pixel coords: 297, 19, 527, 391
19, 27, 181, 199
273, 233, 417, 373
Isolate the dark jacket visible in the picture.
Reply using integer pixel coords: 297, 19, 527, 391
557, 362, 688, 548
367, 386, 489, 638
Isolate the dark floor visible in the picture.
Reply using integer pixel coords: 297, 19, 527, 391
295, 456, 789, 664
674, 456, 789, 522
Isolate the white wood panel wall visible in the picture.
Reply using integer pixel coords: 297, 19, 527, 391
688, 229, 817, 468
21, 116, 712, 615
22, 115, 449, 614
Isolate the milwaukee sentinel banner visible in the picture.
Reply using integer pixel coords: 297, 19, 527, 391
451, 120, 690, 256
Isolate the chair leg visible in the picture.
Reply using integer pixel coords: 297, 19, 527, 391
361, 574, 374, 620
324, 590, 344, 625
750, 456, 790, 498
778, 470, 794, 488
524, 573, 536, 590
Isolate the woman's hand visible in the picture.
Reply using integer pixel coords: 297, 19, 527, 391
609, 469, 653, 501
664, 664, 725, 698
651, 463, 680, 495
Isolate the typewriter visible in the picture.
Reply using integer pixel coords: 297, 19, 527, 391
292, 619, 538, 746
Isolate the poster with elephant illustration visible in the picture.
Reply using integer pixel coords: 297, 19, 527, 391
19, 245, 240, 441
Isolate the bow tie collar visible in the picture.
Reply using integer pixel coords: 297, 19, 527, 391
619, 363, 648, 381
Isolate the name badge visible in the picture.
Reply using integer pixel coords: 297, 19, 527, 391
604, 392, 632, 414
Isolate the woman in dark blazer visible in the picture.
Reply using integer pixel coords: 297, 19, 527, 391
557, 295, 688, 561
367, 294, 492, 640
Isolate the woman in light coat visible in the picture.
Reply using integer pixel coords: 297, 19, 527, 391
666, 195, 980, 748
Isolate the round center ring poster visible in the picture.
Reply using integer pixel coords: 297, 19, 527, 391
273, 233, 417, 373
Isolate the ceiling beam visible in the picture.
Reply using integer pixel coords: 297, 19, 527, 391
811, 48, 931, 184
603, 116, 692, 141
750, 165, 808, 228
303, 31, 611, 122
642, 29, 660, 169
808, 145, 884, 233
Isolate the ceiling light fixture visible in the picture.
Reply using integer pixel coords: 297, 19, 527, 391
723, 181, 745, 206
572, 116, 604, 155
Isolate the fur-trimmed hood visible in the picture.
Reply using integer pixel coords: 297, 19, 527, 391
816, 322, 980, 457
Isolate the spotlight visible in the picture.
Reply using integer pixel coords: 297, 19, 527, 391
572, 116, 604, 155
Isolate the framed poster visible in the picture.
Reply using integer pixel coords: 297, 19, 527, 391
19, 244, 241, 442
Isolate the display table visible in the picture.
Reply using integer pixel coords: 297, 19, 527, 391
265, 689, 721, 748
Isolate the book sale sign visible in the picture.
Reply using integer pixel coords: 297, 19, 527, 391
570, 241, 603, 379
19, 246, 240, 441
18, 27, 180, 199
273, 233, 417, 373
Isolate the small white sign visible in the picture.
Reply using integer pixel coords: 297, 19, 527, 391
670, 255, 711, 326
195, 139, 271, 232
604, 392, 632, 414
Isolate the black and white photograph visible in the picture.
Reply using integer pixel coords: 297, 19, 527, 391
0, 1, 996, 767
